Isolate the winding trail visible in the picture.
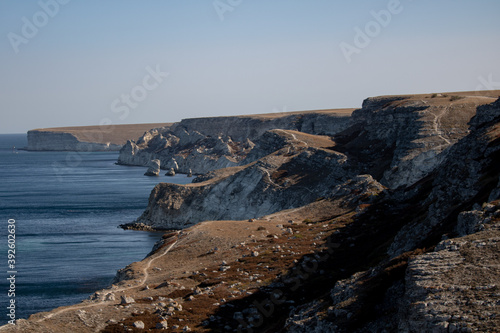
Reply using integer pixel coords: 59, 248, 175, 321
45, 231, 180, 320
260, 167, 281, 188
275, 129, 308, 147
430, 106, 451, 145
0, 231, 181, 331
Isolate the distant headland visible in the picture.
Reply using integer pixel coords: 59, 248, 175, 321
26, 123, 171, 151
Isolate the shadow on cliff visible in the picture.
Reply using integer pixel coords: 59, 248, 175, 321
332, 103, 429, 182
204, 101, 500, 332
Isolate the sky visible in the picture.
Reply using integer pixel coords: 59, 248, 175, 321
0, 0, 499, 134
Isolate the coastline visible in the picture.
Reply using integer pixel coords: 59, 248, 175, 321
5, 91, 500, 331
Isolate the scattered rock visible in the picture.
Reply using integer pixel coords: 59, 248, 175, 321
105, 293, 115, 301
133, 321, 145, 329
156, 320, 168, 329
120, 295, 135, 305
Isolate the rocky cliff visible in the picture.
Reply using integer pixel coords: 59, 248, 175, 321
116, 109, 353, 174
26, 123, 170, 151
281, 95, 500, 332
127, 91, 500, 332
133, 130, 355, 229
27, 130, 122, 151
6, 91, 500, 333
128, 93, 497, 231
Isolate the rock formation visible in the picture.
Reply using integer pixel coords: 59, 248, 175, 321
132, 130, 354, 229
144, 159, 161, 177
117, 110, 353, 174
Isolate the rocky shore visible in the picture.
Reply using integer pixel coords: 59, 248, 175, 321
4, 90, 500, 332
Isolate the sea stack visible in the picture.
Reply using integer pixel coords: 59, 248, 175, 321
144, 159, 161, 177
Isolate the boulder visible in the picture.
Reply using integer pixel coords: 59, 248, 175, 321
144, 159, 161, 176
166, 167, 176, 176
156, 320, 168, 329
120, 295, 135, 305
133, 321, 145, 329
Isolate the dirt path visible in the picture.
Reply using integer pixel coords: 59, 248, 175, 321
430, 106, 451, 145
0, 231, 181, 331
275, 129, 308, 147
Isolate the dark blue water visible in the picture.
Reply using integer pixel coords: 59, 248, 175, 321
0, 134, 191, 324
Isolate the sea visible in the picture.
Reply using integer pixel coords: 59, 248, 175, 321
0, 134, 191, 325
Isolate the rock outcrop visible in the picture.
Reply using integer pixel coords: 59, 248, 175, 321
133, 93, 498, 231
401, 219, 500, 333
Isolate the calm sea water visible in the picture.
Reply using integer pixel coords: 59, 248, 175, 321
0, 134, 191, 324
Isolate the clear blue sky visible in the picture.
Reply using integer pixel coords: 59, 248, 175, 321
1, 0, 499, 133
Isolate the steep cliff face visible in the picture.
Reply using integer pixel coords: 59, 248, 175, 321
281, 97, 500, 332
336, 94, 492, 189
117, 110, 353, 174
118, 95, 488, 181
27, 130, 122, 151
26, 123, 170, 151
388, 97, 500, 256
